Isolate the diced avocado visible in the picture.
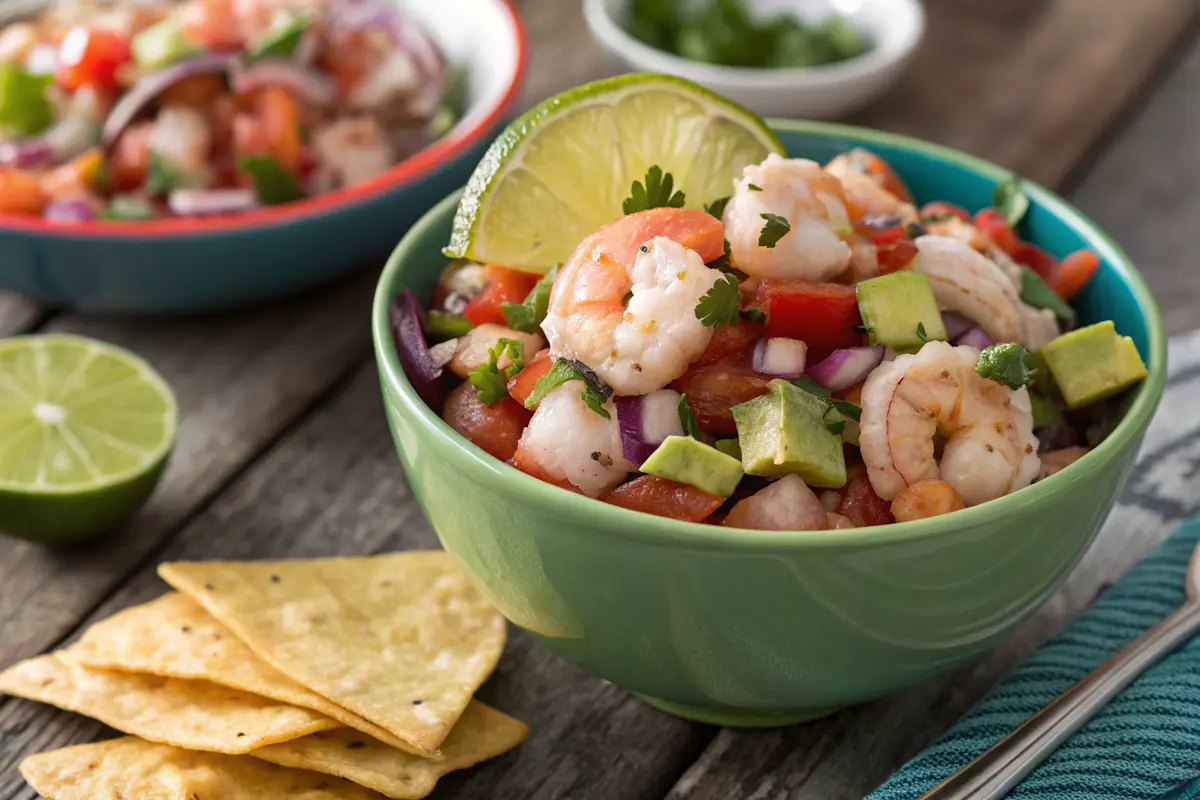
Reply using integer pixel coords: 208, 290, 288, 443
132, 18, 200, 70
1038, 321, 1147, 409
641, 436, 743, 497
732, 379, 847, 488
714, 439, 742, 460
856, 271, 947, 353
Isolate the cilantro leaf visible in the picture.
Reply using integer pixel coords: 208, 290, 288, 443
790, 377, 861, 427
740, 307, 767, 324
975, 342, 1038, 390
245, 14, 311, 61
916, 322, 929, 343
622, 165, 685, 214
822, 405, 847, 435
426, 310, 473, 339
993, 174, 1030, 228
695, 273, 741, 328
758, 213, 790, 248
99, 195, 155, 221
1018, 267, 1076, 325
904, 222, 926, 240
852, 322, 873, 334
238, 155, 304, 205
468, 338, 526, 404
525, 358, 613, 419
678, 393, 701, 438
790, 376, 831, 398
747, 183, 763, 192
830, 397, 862, 422
502, 265, 558, 333
0, 63, 53, 137
704, 195, 730, 220
146, 152, 185, 196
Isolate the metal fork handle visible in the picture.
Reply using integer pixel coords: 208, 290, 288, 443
919, 601, 1200, 800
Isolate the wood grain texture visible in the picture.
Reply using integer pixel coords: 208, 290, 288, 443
0, 271, 377, 672
667, 331, 1200, 800
0, 366, 714, 800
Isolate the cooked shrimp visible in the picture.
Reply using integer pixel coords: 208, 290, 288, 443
310, 116, 395, 188
890, 479, 965, 522
859, 341, 1040, 507
512, 383, 631, 497
922, 215, 990, 251
542, 210, 725, 395
826, 154, 917, 223
910, 235, 1025, 345
148, 106, 213, 187
722, 154, 852, 281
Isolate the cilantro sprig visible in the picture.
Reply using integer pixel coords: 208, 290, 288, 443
623, 166, 685, 214
239, 155, 303, 205
468, 338, 526, 404
758, 213, 790, 248
975, 342, 1038, 390
993, 174, 1030, 228
1018, 267, 1076, 326
678, 393, 701, 438
525, 358, 613, 418
740, 307, 767, 324
695, 273, 741, 328
502, 265, 558, 333
916, 322, 930, 343
146, 152, 185, 196
790, 376, 862, 434
704, 195, 730, 220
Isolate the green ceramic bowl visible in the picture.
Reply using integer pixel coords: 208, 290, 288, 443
372, 121, 1167, 726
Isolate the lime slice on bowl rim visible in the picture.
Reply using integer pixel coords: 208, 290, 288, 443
0, 334, 178, 545
445, 72, 786, 271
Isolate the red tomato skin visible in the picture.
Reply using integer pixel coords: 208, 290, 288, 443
510, 450, 583, 494
877, 240, 918, 275
757, 280, 865, 349
858, 150, 913, 204
974, 208, 1019, 255
919, 201, 971, 222
695, 321, 763, 367
57, 27, 130, 92
835, 466, 894, 527
604, 476, 725, 522
507, 348, 553, 407
1052, 250, 1101, 301
462, 266, 541, 328
442, 382, 531, 462
1011, 242, 1058, 282
670, 351, 771, 436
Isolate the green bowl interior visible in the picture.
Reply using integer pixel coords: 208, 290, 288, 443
373, 119, 1167, 551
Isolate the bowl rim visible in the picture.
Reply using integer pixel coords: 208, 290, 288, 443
0, 0, 527, 240
582, 0, 926, 90
372, 118, 1168, 553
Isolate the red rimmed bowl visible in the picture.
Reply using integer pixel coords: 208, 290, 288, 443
0, 0, 526, 313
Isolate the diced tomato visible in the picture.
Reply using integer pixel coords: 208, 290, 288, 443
918, 201, 971, 223
441, 382, 531, 462
510, 449, 583, 494
1050, 249, 1100, 301
876, 240, 918, 275
1010, 242, 1058, 282
695, 321, 763, 367
855, 150, 913, 204
670, 351, 771, 436
108, 122, 153, 191
855, 215, 906, 247
974, 208, 1019, 255
834, 466, 894, 527
178, 0, 244, 50
56, 27, 130, 92
462, 266, 541, 328
756, 280, 864, 349
507, 347, 553, 407
604, 476, 725, 522
0, 169, 46, 216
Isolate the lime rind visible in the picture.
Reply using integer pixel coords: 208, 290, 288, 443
446, 73, 785, 270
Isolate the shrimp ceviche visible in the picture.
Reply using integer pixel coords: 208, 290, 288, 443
391, 149, 1149, 530
0, 0, 457, 223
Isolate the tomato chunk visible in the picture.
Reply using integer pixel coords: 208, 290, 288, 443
1051, 249, 1100, 301
974, 208, 1019, 255
757, 280, 864, 349
507, 347, 553, 407
877, 240, 918, 275
834, 466, 894, 527
463, 266, 541, 328
1010, 242, 1058, 282
442, 382, 531, 462
695, 321, 763, 367
510, 449, 583, 494
57, 27, 130, 92
604, 476, 725, 522
671, 351, 771, 436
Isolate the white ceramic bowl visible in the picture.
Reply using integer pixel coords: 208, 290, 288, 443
583, 0, 924, 120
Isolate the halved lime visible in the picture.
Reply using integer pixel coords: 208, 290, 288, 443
445, 73, 785, 270
0, 334, 178, 544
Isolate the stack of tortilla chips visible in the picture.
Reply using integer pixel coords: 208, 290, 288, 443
0, 551, 527, 799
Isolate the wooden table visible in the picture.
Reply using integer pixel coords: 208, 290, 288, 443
2, 1, 1199, 797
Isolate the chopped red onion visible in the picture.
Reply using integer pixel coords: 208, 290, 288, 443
615, 390, 685, 468
428, 338, 458, 369
941, 312, 975, 341
752, 337, 807, 378
168, 188, 259, 217
390, 289, 444, 409
0, 140, 55, 169
232, 59, 337, 107
43, 199, 97, 223
103, 53, 236, 147
954, 326, 994, 351
807, 346, 886, 391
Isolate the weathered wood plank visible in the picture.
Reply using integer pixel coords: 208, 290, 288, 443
0, 295, 41, 337
0, 270, 377, 672
1071, 39, 1200, 336
667, 331, 1200, 800
0, 365, 714, 800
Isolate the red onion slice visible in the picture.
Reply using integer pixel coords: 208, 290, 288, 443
752, 337, 808, 378
167, 188, 259, 216
941, 312, 975, 341
954, 326, 994, 351
615, 390, 685, 468
0, 140, 55, 169
43, 199, 98, 223
232, 59, 337, 107
103, 53, 237, 147
807, 346, 886, 391
390, 289, 444, 409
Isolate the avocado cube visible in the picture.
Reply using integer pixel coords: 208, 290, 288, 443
856, 272, 947, 353
132, 18, 199, 69
732, 379, 847, 488
640, 436, 744, 497
1038, 321, 1147, 409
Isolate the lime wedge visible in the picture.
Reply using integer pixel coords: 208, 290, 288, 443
0, 334, 178, 544
445, 73, 785, 270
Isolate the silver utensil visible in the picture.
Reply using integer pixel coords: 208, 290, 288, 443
920, 540, 1200, 800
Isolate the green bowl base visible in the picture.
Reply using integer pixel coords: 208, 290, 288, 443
635, 694, 843, 728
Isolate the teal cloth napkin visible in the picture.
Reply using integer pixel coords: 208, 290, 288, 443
868, 517, 1200, 800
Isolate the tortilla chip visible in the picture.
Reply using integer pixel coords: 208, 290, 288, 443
254, 702, 528, 799
62, 593, 425, 757
158, 551, 506, 754
20, 737, 383, 799
0, 655, 337, 754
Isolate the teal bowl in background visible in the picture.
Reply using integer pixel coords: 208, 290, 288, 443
372, 120, 1167, 726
